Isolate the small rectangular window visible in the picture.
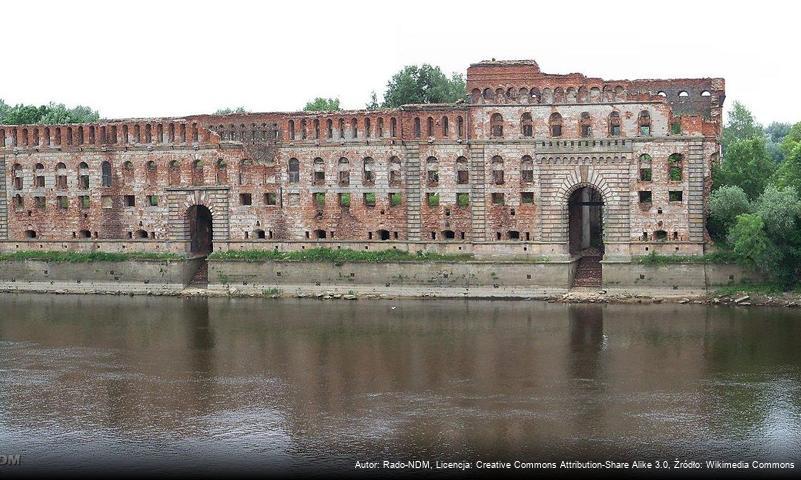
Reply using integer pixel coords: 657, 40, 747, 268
456, 193, 469, 207
239, 193, 252, 205
80, 195, 91, 209
314, 192, 325, 207
57, 196, 69, 209
389, 192, 401, 207
521, 192, 534, 204
35, 196, 46, 209
492, 170, 504, 185
124, 195, 136, 207
639, 191, 652, 203
669, 191, 683, 202
640, 125, 651, 136
457, 170, 469, 184
264, 192, 277, 205
363, 192, 376, 207
101, 196, 113, 209
492, 192, 505, 205
640, 168, 652, 182
426, 193, 440, 207
338, 193, 351, 208
148, 195, 158, 206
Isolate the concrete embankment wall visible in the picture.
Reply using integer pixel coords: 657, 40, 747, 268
0, 258, 203, 293
602, 262, 763, 288
209, 260, 575, 289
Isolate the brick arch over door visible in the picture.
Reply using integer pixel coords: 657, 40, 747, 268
540, 167, 629, 245
167, 188, 230, 243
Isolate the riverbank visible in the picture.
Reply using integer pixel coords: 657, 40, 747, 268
2, 279, 799, 308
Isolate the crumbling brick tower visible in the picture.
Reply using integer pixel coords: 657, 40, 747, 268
0, 58, 723, 263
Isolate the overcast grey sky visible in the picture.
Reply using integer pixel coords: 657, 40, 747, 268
1, 0, 797, 124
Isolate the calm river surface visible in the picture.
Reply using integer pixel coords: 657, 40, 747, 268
1, 294, 800, 476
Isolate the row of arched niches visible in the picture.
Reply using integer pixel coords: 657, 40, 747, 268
469, 85, 714, 105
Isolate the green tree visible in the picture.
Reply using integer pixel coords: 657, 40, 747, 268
713, 136, 775, 199
0, 99, 99, 124
214, 106, 249, 115
765, 121, 792, 163
303, 97, 340, 112
381, 64, 466, 108
708, 185, 751, 240
365, 91, 380, 111
728, 214, 781, 275
722, 101, 763, 150
38, 102, 99, 124
772, 142, 801, 197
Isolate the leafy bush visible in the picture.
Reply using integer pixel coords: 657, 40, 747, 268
708, 185, 751, 239
390, 193, 402, 207
456, 193, 470, 207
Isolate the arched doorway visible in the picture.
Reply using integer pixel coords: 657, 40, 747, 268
187, 205, 213, 255
568, 186, 604, 288
568, 185, 604, 257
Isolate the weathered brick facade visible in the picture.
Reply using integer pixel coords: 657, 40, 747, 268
0, 59, 724, 260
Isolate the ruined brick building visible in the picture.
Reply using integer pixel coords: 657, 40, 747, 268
0, 59, 724, 277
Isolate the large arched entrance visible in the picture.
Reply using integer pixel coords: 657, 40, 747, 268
568, 186, 604, 287
187, 205, 213, 255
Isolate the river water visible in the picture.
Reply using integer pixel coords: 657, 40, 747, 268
0, 294, 800, 476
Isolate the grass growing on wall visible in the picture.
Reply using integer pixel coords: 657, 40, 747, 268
635, 251, 739, 265
208, 248, 474, 263
0, 251, 183, 263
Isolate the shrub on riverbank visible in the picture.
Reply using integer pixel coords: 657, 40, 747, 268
208, 248, 474, 263
635, 251, 739, 265
0, 251, 183, 262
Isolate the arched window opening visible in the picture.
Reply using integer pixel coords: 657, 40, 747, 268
215, 159, 227, 185
326, 119, 333, 139
363, 157, 375, 186
168, 160, 181, 186
338, 157, 350, 186
491, 156, 504, 184
55, 163, 67, 189
638, 110, 652, 136
288, 120, 295, 141
300, 119, 307, 140
288, 158, 300, 183
426, 157, 439, 186
389, 157, 402, 186
580, 112, 592, 138
313, 157, 325, 185
192, 159, 204, 186
521, 113, 533, 137
414, 117, 421, 138
441, 116, 449, 137
78, 162, 90, 190
101, 161, 112, 187
34, 163, 45, 188
390, 117, 398, 137
351, 118, 358, 139
668, 154, 683, 181
456, 156, 469, 184
609, 111, 621, 136
426, 117, 434, 137
549, 112, 563, 137
365, 118, 371, 138
490, 113, 503, 138
457, 116, 464, 138
377, 117, 384, 137
521, 155, 534, 183
639, 154, 652, 181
